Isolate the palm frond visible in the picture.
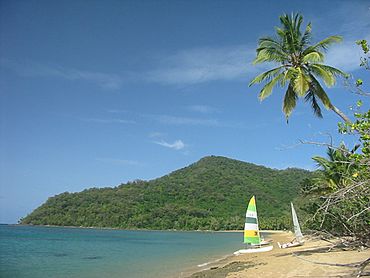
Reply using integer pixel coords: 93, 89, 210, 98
294, 13, 303, 35
309, 64, 336, 87
326, 147, 336, 162
283, 83, 298, 119
300, 22, 312, 48
308, 35, 342, 52
253, 48, 286, 64
258, 36, 282, 49
293, 67, 310, 96
309, 74, 332, 109
304, 90, 323, 118
279, 14, 290, 29
282, 13, 305, 54
258, 73, 284, 100
256, 37, 288, 61
280, 67, 296, 87
255, 46, 287, 61
275, 27, 286, 42
312, 156, 331, 170
303, 51, 324, 63
249, 66, 284, 86
310, 64, 347, 78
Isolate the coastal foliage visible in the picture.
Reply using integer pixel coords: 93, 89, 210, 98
302, 40, 370, 246
249, 13, 350, 122
20, 156, 311, 231
250, 11, 369, 245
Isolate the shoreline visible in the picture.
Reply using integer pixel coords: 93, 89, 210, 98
186, 231, 370, 278
176, 231, 286, 278
13, 223, 246, 233
13, 224, 280, 234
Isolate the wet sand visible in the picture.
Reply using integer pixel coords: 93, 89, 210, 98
187, 231, 370, 278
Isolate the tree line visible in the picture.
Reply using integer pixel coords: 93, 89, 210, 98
20, 156, 311, 231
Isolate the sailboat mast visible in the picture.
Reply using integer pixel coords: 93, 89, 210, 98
255, 196, 260, 239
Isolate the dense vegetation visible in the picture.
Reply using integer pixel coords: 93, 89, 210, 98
300, 40, 370, 246
20, 156, 311, 231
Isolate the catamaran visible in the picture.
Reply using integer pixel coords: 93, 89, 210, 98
278, 202, 305, 249
234, 196, 273, 255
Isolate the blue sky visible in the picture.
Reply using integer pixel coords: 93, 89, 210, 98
0, 0, 369, 224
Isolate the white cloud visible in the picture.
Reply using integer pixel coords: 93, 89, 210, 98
145, 45, 257, 85
155, 115, 221, 126
99, 109, 246, 129
154, 139, 185, 150
81, 118, 136, 124
187, 105, 218, 114
155, 114, 248, 128
310, 1, 370, 73
325, 40, 366, 72
1, 45, 259, 88
148, 132, 166, 138
1, 59, 123, 90
141, 113, 247, 128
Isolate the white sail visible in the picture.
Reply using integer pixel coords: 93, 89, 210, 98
234, 196, 273, 254
291, 202, 303, 241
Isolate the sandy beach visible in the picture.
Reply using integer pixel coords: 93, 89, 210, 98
188, 231, 370, 278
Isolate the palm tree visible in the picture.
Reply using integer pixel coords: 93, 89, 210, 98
312, 143, 359, 192
249, 13, 351, 123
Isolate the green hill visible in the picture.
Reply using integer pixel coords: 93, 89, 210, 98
20, 156, 312, 230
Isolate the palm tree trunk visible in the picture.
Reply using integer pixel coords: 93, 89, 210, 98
331, 105, 351, 124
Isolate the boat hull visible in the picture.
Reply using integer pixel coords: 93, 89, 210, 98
251, 239, 272, 246
233, 245, 273, 255
277, 241, 304, 249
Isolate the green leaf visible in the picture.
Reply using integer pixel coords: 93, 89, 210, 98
304, 91, 323, 118
303, 51, 324, 63
283, 83, 298, 119
311, 64, 347, 78
310, 64, 335, 87
293, 68, 310, 96
258, 73, 284, 100
309, 74, 332, 109
356, 79, 363, 87
249, 66, 284, 86
310, 35, 343, 51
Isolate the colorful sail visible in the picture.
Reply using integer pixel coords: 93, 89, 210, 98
244, 196, 261, 245
291, 202, 303, 241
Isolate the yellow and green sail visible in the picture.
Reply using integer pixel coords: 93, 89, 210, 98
243, 196, 261, 245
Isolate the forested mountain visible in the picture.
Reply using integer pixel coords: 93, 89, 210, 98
20, 156, 312, 230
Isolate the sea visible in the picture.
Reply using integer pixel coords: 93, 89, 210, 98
0, 224, 247, 278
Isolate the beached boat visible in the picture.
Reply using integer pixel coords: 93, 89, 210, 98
277, 202, 305, 249
233, 196, 273, 255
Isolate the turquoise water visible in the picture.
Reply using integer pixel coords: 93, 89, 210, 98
0, 225, 246, 278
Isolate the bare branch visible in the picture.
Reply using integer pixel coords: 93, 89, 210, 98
347, 207, 370, 221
